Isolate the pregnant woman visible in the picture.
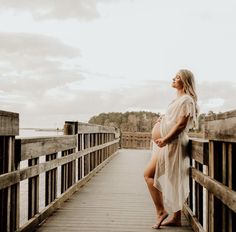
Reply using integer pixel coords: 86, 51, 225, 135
144, 69, 198, 229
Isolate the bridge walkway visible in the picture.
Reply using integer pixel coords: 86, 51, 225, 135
37, 149, 193, 232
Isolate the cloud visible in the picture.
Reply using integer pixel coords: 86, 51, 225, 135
0, 32, 82, 96
69, 80, 236, 120
198, 81, 236, 113
2, 77, 235, 128
1, 80, 173, 128
0, 0, 101, 20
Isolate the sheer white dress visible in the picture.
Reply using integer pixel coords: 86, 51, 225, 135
152, 94, 197, 213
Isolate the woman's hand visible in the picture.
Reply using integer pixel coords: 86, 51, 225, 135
157, 115, 189, 146
155, 138, 167, 147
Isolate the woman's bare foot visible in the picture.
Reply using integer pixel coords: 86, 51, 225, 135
161, 217, 182, 227
161, 210, 182, 227
152, 211, 169, 229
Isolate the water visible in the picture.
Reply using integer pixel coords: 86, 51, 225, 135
18, 128, 63, 138
18, 129, 63, 227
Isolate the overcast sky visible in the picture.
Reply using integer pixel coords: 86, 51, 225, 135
0, 0, 236, 128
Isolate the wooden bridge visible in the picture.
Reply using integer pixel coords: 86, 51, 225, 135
0, 110, 235, 232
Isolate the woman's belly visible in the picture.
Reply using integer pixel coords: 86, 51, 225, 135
151, 121, 161, 141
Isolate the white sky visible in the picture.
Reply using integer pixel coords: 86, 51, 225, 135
0, 0, 236, 128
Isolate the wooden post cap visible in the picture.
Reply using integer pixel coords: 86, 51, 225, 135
0, 110, 19, 136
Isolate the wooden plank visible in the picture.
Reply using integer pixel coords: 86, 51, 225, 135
228, 143, 233, 232
54, 157, 58, 200
183, 203, 205, 232
7, 137, 12, 232
0, 140, 120, 190
213, 142, 223, 232
71, 150, 75, 185
195, 162, 199, 219
81, 134, 85, 178
35, 158, 39, 215
194, 162, 203, 225
18, 136, 77, 161
53, 153, 58, 200
7, 187, 11, 232
28, 158, 39, 219
46, 155, 52, 205
203, 165, 209, 231
61, 152, 65, 194
228, 144, 232, 189
190, 138, 209, 165
0, 137, 8, 232
8, 136, 20, 231
208, 141, 214, 232
87, 134, 91, 173
52, 154, 57, 201
191, 168, 236, 213
205, 110, 236, 142
101, 134, 104, 162
189, 158, 193, 211
222, 143, 227, 232
11, 183, 19, 231
0, 110, 19, 136
95, 134, 98, 168
13, 135, 20, 230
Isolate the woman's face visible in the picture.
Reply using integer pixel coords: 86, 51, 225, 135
171, 74, 184, 90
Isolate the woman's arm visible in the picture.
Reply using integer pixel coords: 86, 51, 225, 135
155, 115, 189, 147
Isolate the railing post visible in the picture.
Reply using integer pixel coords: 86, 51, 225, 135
118, 131, 121, 149
64, 121, 78, 135
0, 110, 19, 232
62, 121, 77, 193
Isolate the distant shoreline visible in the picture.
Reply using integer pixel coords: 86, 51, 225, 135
20, 128, 64, 132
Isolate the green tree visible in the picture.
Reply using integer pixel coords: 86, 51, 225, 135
88, 111, 161, 132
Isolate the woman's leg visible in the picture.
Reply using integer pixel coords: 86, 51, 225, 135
161, 210, 182, 226
144, 154, 168, 228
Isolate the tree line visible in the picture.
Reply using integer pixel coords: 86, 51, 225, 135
88, 111, 161, 132
88, 111, 210, 133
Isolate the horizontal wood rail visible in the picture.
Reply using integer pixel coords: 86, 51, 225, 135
0, 139, 119, 190
0, 113, 120, 232
121, 132, 151, 149
18, 135, 77, 161
191, 168, 236, 212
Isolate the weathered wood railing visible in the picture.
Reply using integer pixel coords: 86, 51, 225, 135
0, 111, 120, 232
1, 109, 235, 232
121, 132, 151, 149
184, 110, 236, 232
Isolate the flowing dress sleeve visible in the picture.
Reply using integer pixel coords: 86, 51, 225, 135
178, 97, 197, 131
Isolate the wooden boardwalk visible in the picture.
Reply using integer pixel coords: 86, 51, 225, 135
36, 149, 193, 232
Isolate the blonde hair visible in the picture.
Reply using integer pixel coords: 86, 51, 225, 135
177, 69, 198, 102
178, 69, 199, 119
